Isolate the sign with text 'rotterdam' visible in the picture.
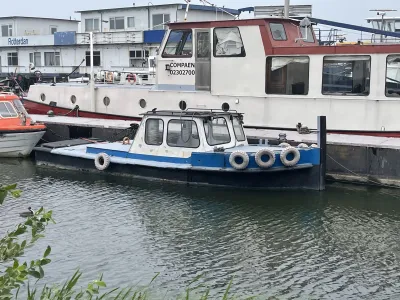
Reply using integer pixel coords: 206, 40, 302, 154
0, 35, 54, 47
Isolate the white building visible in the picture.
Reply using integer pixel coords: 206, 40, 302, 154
0, 3, 238, 84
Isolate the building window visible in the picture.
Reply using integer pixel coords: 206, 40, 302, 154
29, 52, 41, 67
110, 17, 125, 30
129, 50, 149, 67
300, 26, 314, 43
85, 18, 99, 32
214, 27, 246, 57
153, 14, 170, 30
322, 56, 371, 96
167, 120, 200, 148
386, 55, 400, 97
269, 23, 287, 41
50, 26, 57, 34
127, 17, 135, 28
1, 25, 12, 37
145, 119, 164, 146
162, 30, 192, 57
0, 102, 18, 118
44, 52, 60, 66
85, 51, 101, 66
204, 117, 231, 146
266, 56, 309, 95
7, 52, 18, 66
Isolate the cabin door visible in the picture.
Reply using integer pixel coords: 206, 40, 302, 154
195, 29, 211, 91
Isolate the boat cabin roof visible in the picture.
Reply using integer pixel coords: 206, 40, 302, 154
141, 109, 243, 119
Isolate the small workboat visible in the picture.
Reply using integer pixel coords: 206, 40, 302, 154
0, 93, 46, 157
33, 109, 326, 190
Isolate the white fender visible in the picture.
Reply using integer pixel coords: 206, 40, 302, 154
280, 147, 301, 167
229, 151, 249, 170
279, 142, 291, 148
311, 144, 319, 148
297, 143, 309, 148
94, 153, 111, 171
255, 148, 275, 169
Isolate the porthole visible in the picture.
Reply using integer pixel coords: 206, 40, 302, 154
40, 93, 46, 102
222, 102, 230, 112
139, 99, 146, 108
103, 96, 110, 107
179, 100, 187, 111
70, 95, 77, 104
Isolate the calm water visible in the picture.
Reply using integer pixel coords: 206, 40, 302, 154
1, 158, 400, 299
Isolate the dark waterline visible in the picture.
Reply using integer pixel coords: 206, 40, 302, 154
1, 158, 400, 299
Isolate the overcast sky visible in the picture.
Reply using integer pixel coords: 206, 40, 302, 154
3, 0, 400, 39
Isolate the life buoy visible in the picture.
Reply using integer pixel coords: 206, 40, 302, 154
122, 137, 130, 145
255, 148, 276, 169
127, 73, 136, 84
94, 153, 111, 171
297, 143, 309, 148
229, 151, 249, 170
279, 142, 291, 148
280, 147, 301, 167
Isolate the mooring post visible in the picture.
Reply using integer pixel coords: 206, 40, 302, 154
317, 116, 327, 191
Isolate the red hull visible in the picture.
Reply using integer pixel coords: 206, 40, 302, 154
23, 99, 400, 138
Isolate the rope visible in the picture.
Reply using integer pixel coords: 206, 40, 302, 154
327, 154, 400, 190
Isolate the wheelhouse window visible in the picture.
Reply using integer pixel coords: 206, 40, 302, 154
232, 117, 245, 142
153, 14, 170, 30
167, 120, 200, 148
269, 23, 287, 41
214, 27, 246, 57
13, 99, 29, 116
204, 117, 231, 146
162, 30, 193, 58
85, 18, 99, 32
266, 56, 309, 95
7, 52, 18, 66
322, 56, 371, 96
145, 119, 164, 146
0, 102, 18, 118
110, 17, 125, 30
386, 55, 400, 97
85, 51, 101, 66
44, 52, 60, 66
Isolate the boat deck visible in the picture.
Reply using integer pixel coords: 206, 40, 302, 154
31, 114, 400, 149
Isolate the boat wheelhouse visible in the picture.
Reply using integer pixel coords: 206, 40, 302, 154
0, 93, 46, 157
25, 16, 400, 136
33, 110, 326, 190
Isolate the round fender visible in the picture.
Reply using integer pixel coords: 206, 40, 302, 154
229, 151, 249, 170
280, 147, 301, 167
94, 153, 111, 171
279, 142, 291, 148
255, 148, 275, 169
297, 143, 309, 148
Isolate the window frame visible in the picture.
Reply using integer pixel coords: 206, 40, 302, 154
213, 27, 246, 58
85, 18, 99, 32
231, 116, 246, 142
127, 17, 135, 29
7, 52, 18, 66
167, 119, 200, 149
85, 51, 101, 67
0, 101, 18, 118
269, 23, 287, 41
1, 24, 12, 37
385, 54, 400, 98
161, 29, 193, 58
265, 55, 310, 95
152, 14, 170, 30
300, 26, 315, 43
50, 26, 58, 34
144, 118, 164, 146
44, 52, 60, 66
321, 55, 371, 96
109, 17, 125, 30
29, 52, 41, 67
203, 117, 232, 146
